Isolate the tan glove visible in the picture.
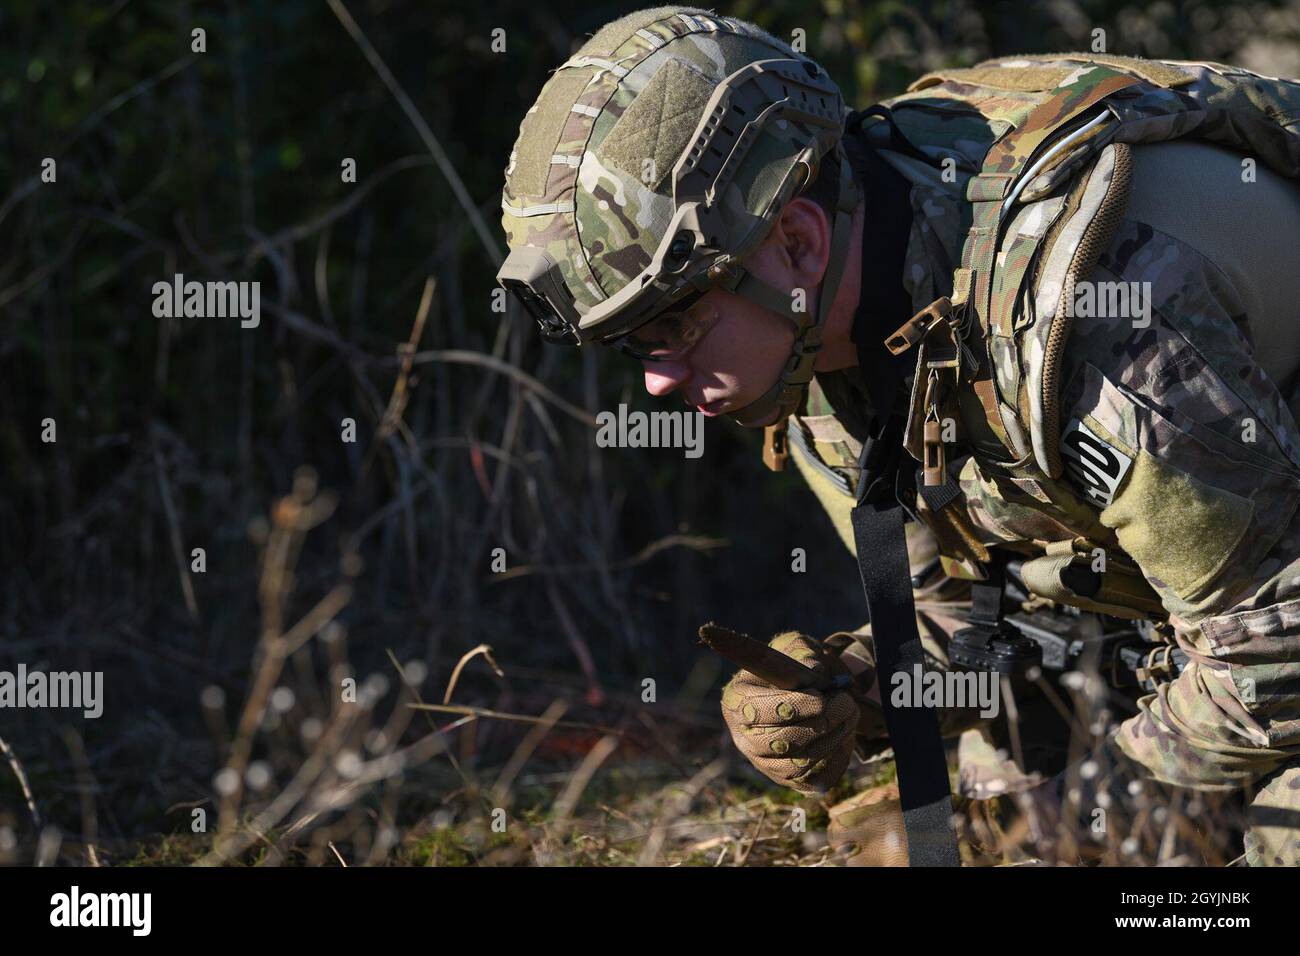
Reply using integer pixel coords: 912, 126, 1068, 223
720, 631, 864, 794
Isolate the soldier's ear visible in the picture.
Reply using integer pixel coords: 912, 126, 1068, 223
776, 196, 833, 286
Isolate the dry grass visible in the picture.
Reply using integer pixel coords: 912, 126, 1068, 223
0, 0, 1277, 869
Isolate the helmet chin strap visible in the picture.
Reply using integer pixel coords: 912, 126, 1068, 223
727, 155, 859, 428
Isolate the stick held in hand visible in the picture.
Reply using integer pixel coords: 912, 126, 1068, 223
696, 621, 850, 692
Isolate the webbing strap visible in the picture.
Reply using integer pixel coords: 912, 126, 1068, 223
852, 377, 960, 857
850, 495, 961, 866
727, 151, 860, 428
845, 128, 959, 863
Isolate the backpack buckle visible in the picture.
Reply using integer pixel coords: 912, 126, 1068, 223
884, 297, 952, 355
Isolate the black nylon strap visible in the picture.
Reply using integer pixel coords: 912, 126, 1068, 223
849, 104, 936, 167
850, 500, 961, 866
842, 128, 960, 866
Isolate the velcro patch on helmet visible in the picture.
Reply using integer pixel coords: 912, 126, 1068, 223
510, 71, 593, 199
596, 57, 715, 190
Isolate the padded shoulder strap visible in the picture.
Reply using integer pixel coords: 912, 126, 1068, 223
956, 65, 1143, 337
940, 66, 1144, 467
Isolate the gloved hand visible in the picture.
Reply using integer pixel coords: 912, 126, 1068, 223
720, 631, 865, 793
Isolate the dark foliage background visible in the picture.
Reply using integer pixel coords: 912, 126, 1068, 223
1, 0, 1296, 863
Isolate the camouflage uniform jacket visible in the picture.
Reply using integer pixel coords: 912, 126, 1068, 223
791, 55, 1300, 862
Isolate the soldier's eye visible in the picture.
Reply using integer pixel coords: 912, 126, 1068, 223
635, 311, 689, 346
605, 294, 721, 362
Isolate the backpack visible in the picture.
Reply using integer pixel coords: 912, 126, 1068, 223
889, 53, 1300, 480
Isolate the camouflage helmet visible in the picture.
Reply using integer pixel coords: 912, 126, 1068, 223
496, 6, 859, 425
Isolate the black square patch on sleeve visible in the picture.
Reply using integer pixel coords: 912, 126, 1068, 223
1060, 416, 1134, 508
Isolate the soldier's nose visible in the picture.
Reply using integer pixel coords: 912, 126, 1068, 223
642, 361, 688, 397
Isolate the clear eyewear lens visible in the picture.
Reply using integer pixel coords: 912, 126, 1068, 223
612, 301, 719, 362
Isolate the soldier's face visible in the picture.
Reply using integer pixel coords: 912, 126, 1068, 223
636, 231, 804, 426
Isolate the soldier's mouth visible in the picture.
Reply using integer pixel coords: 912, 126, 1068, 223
692, 398, 728, 416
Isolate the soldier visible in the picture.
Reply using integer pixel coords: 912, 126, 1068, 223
496, 5, 1300, 865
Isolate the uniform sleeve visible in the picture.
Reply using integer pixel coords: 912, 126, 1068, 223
1056, 219, 1300, 790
